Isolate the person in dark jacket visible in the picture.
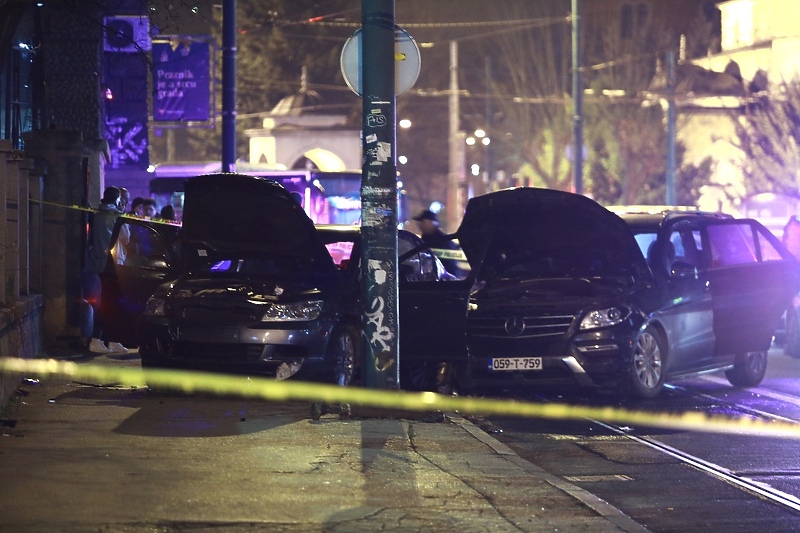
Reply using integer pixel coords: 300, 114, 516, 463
81, 186, 130, 354
413, 209, 468, 279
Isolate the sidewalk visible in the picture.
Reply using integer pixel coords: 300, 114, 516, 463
0, 350, 649, 532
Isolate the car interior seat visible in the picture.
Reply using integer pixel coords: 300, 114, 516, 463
646, 240, 676, 276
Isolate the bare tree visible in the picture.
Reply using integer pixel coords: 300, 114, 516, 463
581, 2, 674, 204
732, 80, 800, 201
481, 1, 573, 191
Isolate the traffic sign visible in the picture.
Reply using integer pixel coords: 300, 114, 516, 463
340, 25, 420, 97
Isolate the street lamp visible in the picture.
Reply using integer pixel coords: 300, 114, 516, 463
465, 129, 491, 195
398, 118, 412, 165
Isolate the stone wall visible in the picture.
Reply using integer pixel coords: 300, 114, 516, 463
0, 140, 45, 412
0, 296, 43, 411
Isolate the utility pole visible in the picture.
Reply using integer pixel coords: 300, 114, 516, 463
221, 0, 236, 172
485, 56, 493, 191
360, 0, 398, 389
571, 0, 583, 195
447, 40, 461, 233
666, 50, 677, 205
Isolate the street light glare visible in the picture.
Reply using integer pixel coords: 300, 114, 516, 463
482, 137, 491, 146
474, 129, 486, 138
466, 137, 476, 146
399, 119, 412, 129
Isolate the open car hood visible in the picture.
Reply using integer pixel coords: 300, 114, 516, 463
456, 187, 652, 282
181, 173, 335, 271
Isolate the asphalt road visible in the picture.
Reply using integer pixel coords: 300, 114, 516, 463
4, 347, 800, 532
0, 351, 644, 533
475, 346, 800, 533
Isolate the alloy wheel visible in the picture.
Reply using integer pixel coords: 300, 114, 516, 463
633, 330, 663, 391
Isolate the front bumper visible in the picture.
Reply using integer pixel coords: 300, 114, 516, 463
459, 325, 636, 392
138, 315, 337, 378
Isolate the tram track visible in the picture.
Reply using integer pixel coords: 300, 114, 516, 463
594, 381, 800, 514
593, 418, 800, 514
483, 380, 800, 518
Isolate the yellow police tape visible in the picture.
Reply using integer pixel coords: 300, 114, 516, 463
30, 199, 181, 227
2, 356, 800, 438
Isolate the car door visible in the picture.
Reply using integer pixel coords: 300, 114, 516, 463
705, 219, 800, 357
100, 217, 180, 347
397, 232, 471, 384
656, 219, 716, 372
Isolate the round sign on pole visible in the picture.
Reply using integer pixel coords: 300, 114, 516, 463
340, 25, 421, 97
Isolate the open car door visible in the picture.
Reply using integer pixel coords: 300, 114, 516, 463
706, 219, 800, 357
99, 217, 180, 347
397, 231, 471, 391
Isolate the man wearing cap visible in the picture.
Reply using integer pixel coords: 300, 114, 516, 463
413, 209, 468, 278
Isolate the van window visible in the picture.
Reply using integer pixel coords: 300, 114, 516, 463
756, 226, 784, 262
708, 224, 757, 267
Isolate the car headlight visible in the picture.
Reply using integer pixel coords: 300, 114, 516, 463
144, 296, 167, 317
580, 306, 630, 330
261, 301, 324, 322
143, 282, 174, 317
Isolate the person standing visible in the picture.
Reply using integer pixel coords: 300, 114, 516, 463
413, 209, 468, 279
130, 197, 145, 217
142, 198, 158, 218
115, 188, 131, 265
782, 216, 800, 259
81, 186, 130, 354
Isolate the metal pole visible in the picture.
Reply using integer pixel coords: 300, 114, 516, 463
360, 0, 398, 389
485, 56, 493, 190
666, 50, 677, 205
447, 40, 460, 232
221, 0, 236, 172
571, 0, 583, 195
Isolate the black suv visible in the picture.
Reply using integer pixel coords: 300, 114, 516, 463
400, 189, 800, 399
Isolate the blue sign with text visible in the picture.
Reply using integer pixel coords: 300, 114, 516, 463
152, 40, 210, 122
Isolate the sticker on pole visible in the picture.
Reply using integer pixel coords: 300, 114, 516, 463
340, 25, 421, 97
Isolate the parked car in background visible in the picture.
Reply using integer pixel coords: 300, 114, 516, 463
778, 215, 800, 358
401, 190, 800, 399
100, 173, 452, 386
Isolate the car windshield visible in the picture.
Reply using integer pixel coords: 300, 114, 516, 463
478, 228, 638, 283
190, 253, 338, 285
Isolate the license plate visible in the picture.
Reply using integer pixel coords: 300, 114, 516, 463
488, 357, 542, 371
178, 326, 239, 343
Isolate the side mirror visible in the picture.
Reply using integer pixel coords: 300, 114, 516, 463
671, 261, 698, 279
143, 254, 169, 269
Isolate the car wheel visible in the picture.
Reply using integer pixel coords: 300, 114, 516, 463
401, 360, 436, 391
785, 307, 800, 358
627, 325, 665, 399
725, 350, 768, 387
401, 361, 454, 394
330, 323, 360, 387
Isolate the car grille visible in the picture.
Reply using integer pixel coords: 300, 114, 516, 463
468, 312, 576, 339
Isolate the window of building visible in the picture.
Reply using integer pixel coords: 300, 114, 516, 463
0, 11, 38, 149
720, 0, 754, 50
